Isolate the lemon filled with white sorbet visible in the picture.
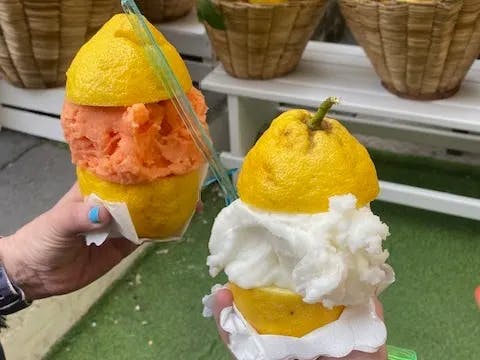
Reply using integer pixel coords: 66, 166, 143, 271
203, 98, 395, 359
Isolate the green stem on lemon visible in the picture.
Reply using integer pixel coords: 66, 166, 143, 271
307, 96, 339, 131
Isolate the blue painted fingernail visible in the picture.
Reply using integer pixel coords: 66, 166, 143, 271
88, 206, 101, 224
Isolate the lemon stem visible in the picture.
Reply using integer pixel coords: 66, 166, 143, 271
307, 97, 339, 131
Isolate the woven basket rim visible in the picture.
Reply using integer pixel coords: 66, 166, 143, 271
137, 0, 195, 14
214, 0, 325, 9
340, 0, 461, 9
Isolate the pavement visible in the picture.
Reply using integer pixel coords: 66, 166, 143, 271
0, 134, 73, 235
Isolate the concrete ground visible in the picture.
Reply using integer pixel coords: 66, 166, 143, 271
0, 90, 478, 360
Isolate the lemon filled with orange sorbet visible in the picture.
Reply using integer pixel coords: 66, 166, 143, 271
61, 14, 209, 239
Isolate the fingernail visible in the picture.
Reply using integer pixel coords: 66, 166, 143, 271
88, 206, 101, 224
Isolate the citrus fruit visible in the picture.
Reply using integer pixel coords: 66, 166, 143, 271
77, 167, 202, 238
66, 14, 192, 106
237, 97, 379, 213
231, 97, 379, 335
229, 283, 344, 337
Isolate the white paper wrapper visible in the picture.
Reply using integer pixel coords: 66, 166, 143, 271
84, 194, 142, 246
202, 285, 386, 360
83, 166, 208, 246
83, 194, 201, 246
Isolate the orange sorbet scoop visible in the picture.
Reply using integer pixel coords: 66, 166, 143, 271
61, 88, 208, 185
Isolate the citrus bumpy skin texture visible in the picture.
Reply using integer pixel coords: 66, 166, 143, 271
209, 104, 392, 337
77, 167, 203, 239
228, 283, 344, 337
237, 109, 379, 213
66, 14, 192, 106
63, 14, 208, 239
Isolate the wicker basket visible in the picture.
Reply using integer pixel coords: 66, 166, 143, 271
202, 0, 328, 80
0, 0, 120, 89
136, 0, 196, 23
339, 0, 480, 100
314, 0, 346, 42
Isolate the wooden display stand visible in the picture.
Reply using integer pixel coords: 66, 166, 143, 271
200, 41, 480, 221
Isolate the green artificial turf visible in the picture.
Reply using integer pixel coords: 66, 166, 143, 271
369, 149, 480, 198
46, 150, 480, 360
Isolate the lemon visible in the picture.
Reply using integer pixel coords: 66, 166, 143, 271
77, 167, 202, 238
231, 97, 379, 336
237, 97, 379, 213
229, 283, 344, 337
66, 14, 192, 106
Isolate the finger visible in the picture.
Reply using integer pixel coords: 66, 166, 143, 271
196, 201, 204, 214
475, 286, 480, 308
213, 289, 233, 345
71, 239, 141, 292
49, 202, 111, 236
107, 237, 139, 258
86, 238, 140, 277
373, 297, 384, 320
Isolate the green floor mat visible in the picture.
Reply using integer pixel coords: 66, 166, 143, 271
370, 149, 480, 198
46, 151, 480, 360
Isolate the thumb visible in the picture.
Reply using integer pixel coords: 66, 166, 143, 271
49, 202, 112, 236
213, 289, 233, 345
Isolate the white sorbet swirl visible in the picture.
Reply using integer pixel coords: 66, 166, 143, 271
207, 194, 395, 308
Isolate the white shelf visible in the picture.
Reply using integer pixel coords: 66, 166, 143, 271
220, 152, 480, 221
0, 81, 64, 115
202, 41, 480, 133
156, 10, 213, 60
201, 41, 480, 220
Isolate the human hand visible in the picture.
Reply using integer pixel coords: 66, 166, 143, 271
0, 183, 138, 301
212, 290, 387, 360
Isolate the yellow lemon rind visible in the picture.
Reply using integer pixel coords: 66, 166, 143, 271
237, 110, 379, 213
66, 14, 192, 107
77, 167, 201, 239
228, 283, 345, 337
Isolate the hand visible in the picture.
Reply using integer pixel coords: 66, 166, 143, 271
0, 183, 138, 301
212, 290, 387, 360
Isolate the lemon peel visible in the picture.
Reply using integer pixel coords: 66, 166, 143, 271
66, 14, 192, 106
77, 167, 202, 238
